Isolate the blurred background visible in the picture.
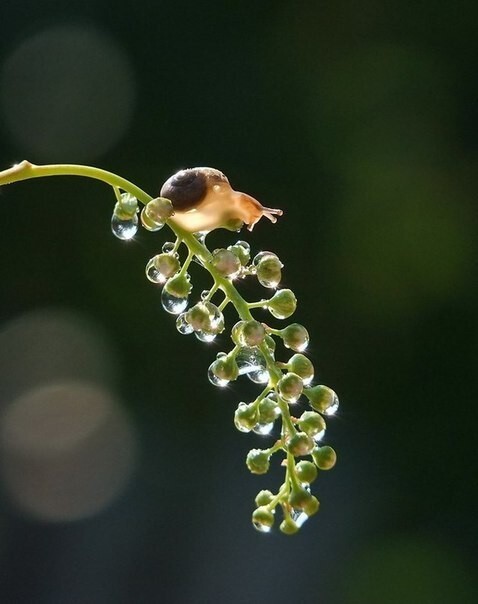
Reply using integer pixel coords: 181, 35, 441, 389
0, 1, 477, 602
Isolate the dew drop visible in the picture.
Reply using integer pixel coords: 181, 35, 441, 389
253, 422, 274, 436
236, 347, 270, 384
200, 290, 210, 300
140, 207, 164, 232
162, 241, 175, 254
216, 351, 227, 360
161, 289, 189, 314
235, 240, 250, 253
253, 521, 272, 534
145, 258, 167, 284
291, 509, 308, 528
253, 251, 279, 266
176, 313, 193, 335
323, 394, 339, 416
111, 213, 138, 240
313, 429, 326, 443
195, 330, 216, 343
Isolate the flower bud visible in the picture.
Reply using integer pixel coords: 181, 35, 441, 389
258, 395, 280, 424
148, 253, 180, 281
256, 255, 283, 288
252, 506, 274, 532
289, 486, 313, 510
312, 446, 337, 470
281, 324, 309, 352
304, 385, 339, 415
303, 495, 320, 517
145, 197, 174, 222
268, 289, 297, 319
234, 402, 259, 433
255, 489, 274, 507
227, 241, 250, 266
240, 320, 266, 347
288, 353, 314, 384
264, 335, 276, 352
280, 517, 299, 535
246, 449, 270, 474
164, 273, 192, 298
287, 432, 315, 456
295, 460, 318, 484
186, 303, 211, 331
277, 373, 303, 403
298, 411, 326, 438
212, 248, 241, 277
115, 193, 138, 219
210, 355, 239, 382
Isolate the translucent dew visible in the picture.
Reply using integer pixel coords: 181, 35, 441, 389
313, 428, 326, 442
111, 213, 138, 240
195, 330, 216, 343
140, 207, 164, 232
253, 422, 274, 436
145, 258, 167, 284
161, 289, 189, 314
162, 241, 176, 254
291, 508, 309, 528
207, 365, 229, 387
253, 521, 272, 534
236, 347, 269, 384
323, 393, 340, 416
176, 313, 193, 335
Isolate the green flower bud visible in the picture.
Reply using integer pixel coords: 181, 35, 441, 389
246, 449, 271, 474
240, 320, 266, 347
256, 255, 283, 288
255, 489, 274, 507
227, 241, 250, 266
295, 460, 318, 484
186, 303, 212, 331
116, 193, 138, 218
145, 197, 174, 222
289, 486, 313, 510
303, 495, 320, 517
210, 355, 239, 382
304, 385, 339, 415
298, 411, 326, 437
280, 517, 299, 535
312, 445, 337, 470
153, 253, 180, 278
281, 323, 309, 352
288, 353, 314, 384
277, 373, 303, 403
164, 273, 192, 298
252, 506, 274, 532
268, 289, 297, 319
258, 395, 280, 424
287, 432, 315, 456
234, 402, 259, 433
212, 248, 241, 277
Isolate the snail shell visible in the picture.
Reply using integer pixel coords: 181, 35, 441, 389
160, 167, 282, 233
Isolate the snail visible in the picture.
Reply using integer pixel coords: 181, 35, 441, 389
160, 167, 282, 233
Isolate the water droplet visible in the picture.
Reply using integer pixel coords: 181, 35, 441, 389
253, 521, 272, 534
313, 429, 326, 442
195, 330, 216, 343
194, 232, 207, 245
216, 351, 227, 359
161, 289, 189, 314
176, 313, 193, 335
291, 509, 308, 528
253, 250, 279, 265
253, 422, 274, 436
207, 364, 229, 387
236, 348, 270, 384
323, 394, 339, 416
111, 213, 138, 240
145, 258, 167, 284
235, 240, 250, 253
140, 207, 164, 232
200, 290, 210, 301
162, 241, 175, 254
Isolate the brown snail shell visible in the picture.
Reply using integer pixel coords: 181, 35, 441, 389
160, 167, 282, 233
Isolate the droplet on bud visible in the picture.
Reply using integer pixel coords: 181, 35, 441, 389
161, 289, 189, 314
236, 347, 269, 384
253, 422, 274, 435
208, 364, 229, 387
111, 213, 138, 240
162, 241, 176, 254
176, 313, 194, 335
141, 207, 164, 232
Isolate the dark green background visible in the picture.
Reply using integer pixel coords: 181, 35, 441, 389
0, 1, 477, 602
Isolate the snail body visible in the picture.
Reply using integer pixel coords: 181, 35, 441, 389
160, 167, 282, 233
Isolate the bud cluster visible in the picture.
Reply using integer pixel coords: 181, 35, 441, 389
110, 190, 339, 535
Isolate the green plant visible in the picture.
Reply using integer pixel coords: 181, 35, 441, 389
0, 160, 339, 534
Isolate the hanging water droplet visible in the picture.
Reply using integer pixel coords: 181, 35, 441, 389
140, 207, 164, 232
236, 347, 270, 384
176, 313, 193, 335
162, 241, 176, 254
323, 393, 339, 416
161, 289, 189, 314
235, 240, 250, 253
145, 257, 167, 284
201, 289, 210, 301
253, 520, 272, 534
216, 351, 227, 359
207, 364, 229, 387
111, 213, 138, 240
253, 422, 274, 436
290, 509, 309, 528
195, 330, 216, 343
313, 428, 326, 443
253, 250, 279, 266
194, 231, 207, 245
